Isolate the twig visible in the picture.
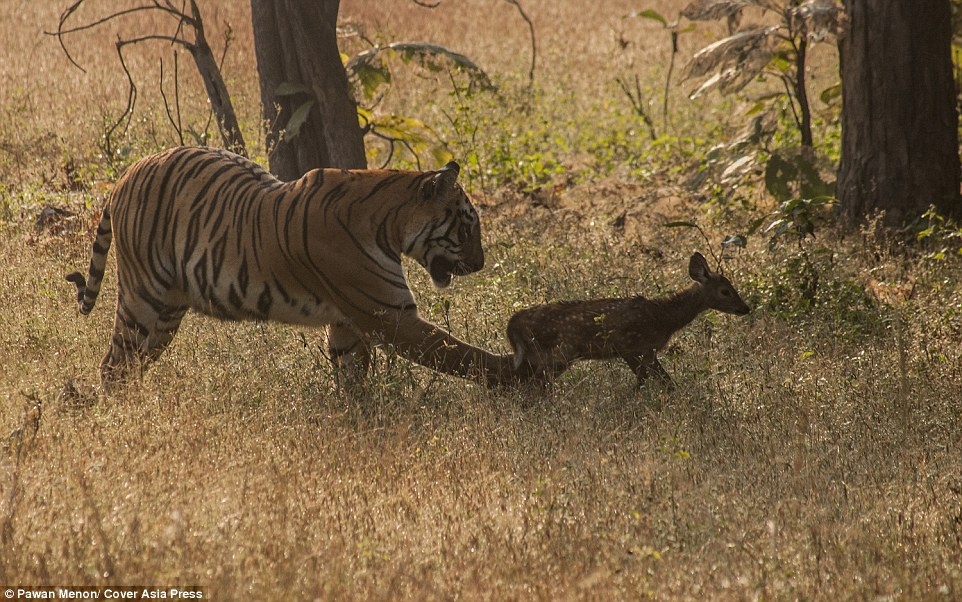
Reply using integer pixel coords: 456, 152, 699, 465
160, 54, 185, 146
663, 29, 678, 130
504, 0, 536, 87
47, 0, 246, 155
104, 40, 139, 158
616, 74, 657, 140
371, 130, 421, 170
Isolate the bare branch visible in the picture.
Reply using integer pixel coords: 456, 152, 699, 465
103, 40, 140, 158
616, 74, 657, 140
159, 54, 185, 146
504, 0, 536, 87
49, 3, 187, 38
119, 34, 194, 51
46, 1, 192, 72
371, 129, 421, 170
48, 0, 246, 155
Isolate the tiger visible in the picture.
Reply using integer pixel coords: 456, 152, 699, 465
66, 146, 517, 390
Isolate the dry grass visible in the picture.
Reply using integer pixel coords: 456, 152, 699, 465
2, 0, 962, 599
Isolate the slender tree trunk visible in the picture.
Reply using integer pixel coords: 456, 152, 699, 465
837, 0, 960, 226
250, 0, 366, 179
188, 14, 246, 156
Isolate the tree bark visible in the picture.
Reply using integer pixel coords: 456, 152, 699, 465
187, 1, 246, 156
250, 0, 366, 179
837, 0, 960, 226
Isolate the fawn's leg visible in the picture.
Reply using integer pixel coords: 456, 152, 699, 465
623, 350, 672, 387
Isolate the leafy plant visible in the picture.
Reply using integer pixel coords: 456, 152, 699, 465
344, 42, 495, 168
680, 0, 843, 148
626, 8, 697, 131
763, 195, 835, 247
914, 207, 962, 261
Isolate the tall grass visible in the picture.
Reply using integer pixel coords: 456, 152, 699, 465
2, 0, 961, 599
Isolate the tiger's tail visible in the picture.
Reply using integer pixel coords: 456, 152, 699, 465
66, 206, 112, 315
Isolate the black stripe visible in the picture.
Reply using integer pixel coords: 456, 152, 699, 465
257, 284, 273, 317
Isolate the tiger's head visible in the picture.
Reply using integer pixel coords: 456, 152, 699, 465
411, 161, 484, 289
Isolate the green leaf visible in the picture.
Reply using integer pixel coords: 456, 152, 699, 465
366, 113, 452, 168
722, 234, 747, 248
763, 218, 786, 234
353, 60, 392, 99
285, 100, 314, 140
370, 114, 428, 140
765, 153, 795, 202
916, 226, 935, 242
634, 8, 668, 26
346, 42, 494, 92
819, 82, 841, 106
356, 106, 374, 129
745, 215, 766, 237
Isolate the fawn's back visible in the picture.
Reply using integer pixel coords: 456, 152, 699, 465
507, 252, 750, 379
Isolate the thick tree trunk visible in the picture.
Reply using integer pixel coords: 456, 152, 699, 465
837, 0, 960, 226
250, 0, 366, 179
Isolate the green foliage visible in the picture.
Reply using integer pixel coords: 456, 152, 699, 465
680, 0, 842, 105
764, 148, 835, 203
914, 207, 962, 261
671, 0, 844, 221
343, 42, 495, 169
743, 245, 880, 337
274, 82, 315, 140
358, 108, 454, 169
763, 196, 835, 246
346, 42, 494, 99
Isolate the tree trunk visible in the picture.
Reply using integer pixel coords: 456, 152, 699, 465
250, 0, 366, 179
837, 0, 960, 226
187, 0, 246, 156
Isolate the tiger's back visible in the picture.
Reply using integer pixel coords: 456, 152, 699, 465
68, 146, 511, 388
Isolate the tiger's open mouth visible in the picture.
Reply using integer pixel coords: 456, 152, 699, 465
429, 256, 474, 289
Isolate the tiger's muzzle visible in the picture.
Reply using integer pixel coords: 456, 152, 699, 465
429, 253, 484, 289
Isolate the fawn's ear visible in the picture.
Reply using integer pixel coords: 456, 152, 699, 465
420, 161, 461, 202
688, 252, 711, 283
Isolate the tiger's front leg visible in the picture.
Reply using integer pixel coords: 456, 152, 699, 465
383, 310, 520, 388
327, 322, 372, 389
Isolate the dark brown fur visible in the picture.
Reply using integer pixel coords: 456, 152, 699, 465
507, 253, 750, 385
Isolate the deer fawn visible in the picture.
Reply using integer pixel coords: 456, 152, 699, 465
507, 252, 750, 386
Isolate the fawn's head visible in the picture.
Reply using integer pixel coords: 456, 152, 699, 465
688, 252, 751, 316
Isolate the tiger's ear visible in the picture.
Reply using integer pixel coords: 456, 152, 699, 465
421, 161, 461, 201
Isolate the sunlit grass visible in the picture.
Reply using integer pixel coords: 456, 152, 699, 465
1, 0, 961, 599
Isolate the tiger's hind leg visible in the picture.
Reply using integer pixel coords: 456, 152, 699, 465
99, 294, 187, 391
326, 323, 371, 391
145, 305, 188, 363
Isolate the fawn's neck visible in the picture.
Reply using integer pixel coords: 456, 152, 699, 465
650, 283, 707, 334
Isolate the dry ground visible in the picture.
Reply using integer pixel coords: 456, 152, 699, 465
2, 1, 961, 600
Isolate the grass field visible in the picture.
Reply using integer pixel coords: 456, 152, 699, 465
2, 0, 962, 599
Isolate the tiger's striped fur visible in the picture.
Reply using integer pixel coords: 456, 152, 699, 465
67, 146, 515, 389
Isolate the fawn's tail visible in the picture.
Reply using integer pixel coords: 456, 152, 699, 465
507, 328, 528, 370
66, 206, 112, 315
